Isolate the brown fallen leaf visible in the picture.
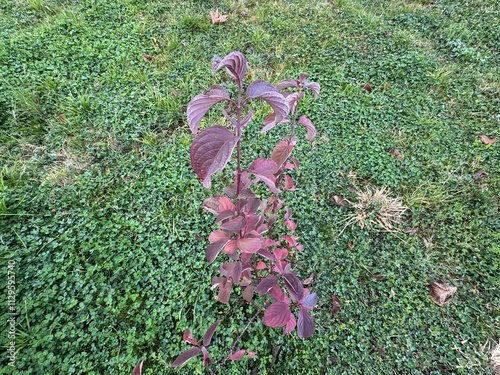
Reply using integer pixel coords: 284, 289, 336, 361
347, 241, 353, 250
331, 194, 349, 207
363, 82, 372, 93
142, 53, 154, 62
479, 135, 497, 145
429, 281, 457, 306
371, 275, 385, 281
135, 13, 144, 19
389, 148, 404, 160
303, 273, 316, 285
473, 170, 489, 180
210, 9, 228, 24
332, 294, 341, 314
370, 339, 387, 355
57, 113, 67, 123
384, 83, 391, 89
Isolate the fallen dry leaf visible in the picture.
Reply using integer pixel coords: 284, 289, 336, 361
363, 82, 372, 93
370, 339, 387, 355
429, 281, 457, 306
347, 241, 353, 250
135, 13, 144, 19
473, 169, 489, 180
303, 273, 315, 285
479, 135, 497, 145
389, 148, 404, 160
384, 83, 391, 89
331, 195, 349, 207
210, 9, 228, 24
371, 275, 385, 281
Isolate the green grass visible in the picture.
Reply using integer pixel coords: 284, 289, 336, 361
0, 0, 499, 374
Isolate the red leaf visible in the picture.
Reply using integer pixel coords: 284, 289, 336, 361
271, 140, 295, 168
203, 320, 221, 347
190, 126, 238, 189
284, 175, 296, 191
218, 281, 232, 304
243, 285, 254, 302
297, 308, 314, 338
237, 236, 262, 253
274, 248, 288, 260
206, 238, 230, 264
284, 312, 296, 334
283, 273, 304, 302
479, 135, 497, 144
183, 329, 199, 346
256, 275, 279, 295
248, 351, 256, 358
212, 52, 247, 83
208, 230, 230, 243
298, 115, 316, 140
363, 82, 372, 93
256, 261, 267, 270
332, 294, 341, 314
248, 158, 280, 193
187, 86, 230, 134
203, 196, 234, 214
263, 302, 292, 327
132, 361, 143, 375
229, 349, 246, 361
171, 347, 201, 367
221, 215, 246, 231
201, 346, 211, 367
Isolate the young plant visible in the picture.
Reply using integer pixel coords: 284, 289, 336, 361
172, 51, 320, 371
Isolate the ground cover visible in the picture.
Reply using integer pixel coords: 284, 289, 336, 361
0, 0, 498, 373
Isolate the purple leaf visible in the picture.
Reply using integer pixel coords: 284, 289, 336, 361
298, 115, 316, 140
283, 273, 304, 302
248, 158, 280, 193
243, 285, 254, 301
301, 293, 318, 310
276, 78, 298, 91
245, 80, 277, 99
206, 238, 230, 264
237, 236, 262, 253
215, 210, 235, 224
298, 73, 308, 84
132, 361, 143, 375
256, 91, 289, 125
256, 275, 279, 295
297, 309, 314, 339
221, 215, 246, 231
202, 196, 235, 215
284, 313, 296, 335
190, 126, 239, 189
183, 328, 199, 346
171, 347, 201, 367
229, 349, 246, 361
332, 294, 341, 314
203, 320, 221, 347
201, 346, 211, 367
187, 86, 231, 134
212, 52, 247, 83
260, 112, 289, 134
271, 140, 295, 168
218, 280, 232, 303
269, 285, 287, 302
208, 230, 230, 243
263, 302, 292, 327
304, 81, 320, 99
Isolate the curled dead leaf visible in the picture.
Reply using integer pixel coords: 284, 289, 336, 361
210, 9, 228, 24
303, 273, 315, 285
429, 281, 457, 306
331, 294, 341, 314
389, 148, 404, 160
383, 83, 391, 89
363, 82, 372, 93
479, 135, 497, 145
331, 195, 349, 207
473, 169, 489, 180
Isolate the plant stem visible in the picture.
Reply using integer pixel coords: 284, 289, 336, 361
235, 81, 243, 197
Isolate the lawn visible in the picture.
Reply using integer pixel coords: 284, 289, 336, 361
0, 0, 499, 374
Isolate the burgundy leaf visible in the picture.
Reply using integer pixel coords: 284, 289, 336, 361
269, 284, 287, 302
298, 73, 308, 84
283, 272, 304, 302
257, 248, 275, 261
132, 361, 143, 375
284, 312, 296, 334
332, 294, 341, 314
301, 292, 318, 310
271, 140, 295, 168
285, 219, 296, 231
260, 112, 289, 134
201, 346, 211, 367
245, 80, 277, 99
284, 175, 296, 191
281, 235, 297, 247
206, 238, 230, 264
243, 285, 254, 301
183, 329, 199, 346
256, 275, 279, 295
248, 351, 256, 358
187, 86, 231, 134
237, 236, 262, 253
304, 81, 320, 99
229, 349, 246, 361
208, 230, 230, 243
239, 108, 254, 129
215, 210, 236, 224
263, 302, 292, 327
202, 196, 235, 215
297, 309, 314, 338
190, 126, 239, 189
274, 248, 288, 260
276, 78, 298, 91
298, 115, 316, 140
171, 347, 201, 367
203, 320, 221, 347
248, 158, 280, 193
212, 52, 247, 83
221, 215, 246, 231
255, 91, 289, 125
218, 280, 232, 303
256, 261, 267, 270
286, 92, 302, 112
285, 207, 293, 221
